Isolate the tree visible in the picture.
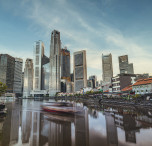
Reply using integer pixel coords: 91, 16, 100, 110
0, 82, 7, 96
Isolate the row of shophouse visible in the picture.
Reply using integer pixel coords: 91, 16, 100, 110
110, 73, 152, 95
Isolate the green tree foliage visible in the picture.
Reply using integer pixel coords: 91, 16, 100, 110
0, 82, 7, 96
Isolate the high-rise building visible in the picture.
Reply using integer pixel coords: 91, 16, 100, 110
87, 80, 93, 88
74, 50, 87, 92
119, 55, 134, 74
23, 59, 33, 98
102, 53, 113, 83
49, 30, 61, 96
89, 75, 97, 88
33, 41, 45, 91
61, 47, 70, 81
31, 41, 50, 97
13, 58, 23, 97
0, 54, 15, 93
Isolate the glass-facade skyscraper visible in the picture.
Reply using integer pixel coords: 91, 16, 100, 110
13, 58, 23, 96
49, 30, 61, 96
0, 54, 15, 93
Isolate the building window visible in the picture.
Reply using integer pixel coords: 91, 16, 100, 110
35, 67, 39, 77
36, 45, 39, 54
36, 56, 39, 65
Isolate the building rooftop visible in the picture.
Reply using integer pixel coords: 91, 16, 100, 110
121, 85, 132, 91
133, 78, 152, 86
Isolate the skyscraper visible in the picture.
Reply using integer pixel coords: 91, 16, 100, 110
0, 54, 15, 93
60, 47, 71, 93
33, 41, 44, 91
32, 40, 50, 97
89, 75, 97, 88
61, 47, 70, 81
119, 55, 134, 74
74, 50, 87, 92
102, 53, 113, 83
13, 58, 23, 97
23, 59, 33, 98
49, 30, 61, 96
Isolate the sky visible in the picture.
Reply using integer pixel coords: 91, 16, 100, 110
0, 0, 152, 81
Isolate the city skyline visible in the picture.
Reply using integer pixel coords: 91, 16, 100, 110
0, 0, 152, 81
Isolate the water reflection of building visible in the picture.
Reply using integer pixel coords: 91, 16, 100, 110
21, 100, 32, 144
105, 112, 118, 146
30, 112, 40, 146
3, 100, 90, 146
10, 102, 20, 145
75, 109, 89, 146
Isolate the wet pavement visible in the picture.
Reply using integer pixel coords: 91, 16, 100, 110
0, 99, 152, 146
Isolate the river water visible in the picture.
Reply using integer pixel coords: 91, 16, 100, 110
0, 99, 152, 146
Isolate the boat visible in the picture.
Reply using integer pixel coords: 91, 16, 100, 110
42, 102, 73, 107
42, 104, 83, 114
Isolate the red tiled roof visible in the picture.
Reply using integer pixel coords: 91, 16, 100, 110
121, 85, 132, 91
133, 78, 152, 86
104, 90, 109, 92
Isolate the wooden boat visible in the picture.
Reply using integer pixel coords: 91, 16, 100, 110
42, 102, 73, 107
42, 105, 83, 114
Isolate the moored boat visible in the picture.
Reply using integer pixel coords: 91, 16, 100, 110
42, 105, 83, 114
42, 102, 73, 107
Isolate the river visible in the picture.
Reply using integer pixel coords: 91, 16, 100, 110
0, 99, 152, 146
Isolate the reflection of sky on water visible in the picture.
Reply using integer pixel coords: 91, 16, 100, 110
1, 100, 152, 146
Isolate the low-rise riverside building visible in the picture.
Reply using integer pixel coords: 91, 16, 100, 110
132, 78, 152, 95
112, 74, 136, 92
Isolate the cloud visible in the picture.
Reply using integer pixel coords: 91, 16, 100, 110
0, 0, 152, 80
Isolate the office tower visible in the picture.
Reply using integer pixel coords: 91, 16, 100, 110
119, 55, 134, 74
95, 81, 99, 87
32, 41, 50, 97
61, 47, 70, 81
89, 75, 97, 88
23, 59, 33, 97
87, 80, 93, 88
102, 53, 113, 83
0, 54, 15, 93
33, 41, 44, 90
49, 30, 61, 96
13, 58, 23, 97
74, 50, 87, 92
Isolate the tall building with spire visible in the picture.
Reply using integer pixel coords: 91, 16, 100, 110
49, 30, 61, 96
102, 53, 113, 83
